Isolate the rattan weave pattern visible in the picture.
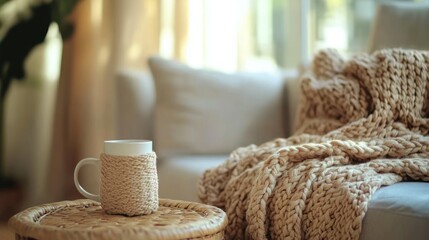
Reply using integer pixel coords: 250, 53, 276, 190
9, 199, 227, 240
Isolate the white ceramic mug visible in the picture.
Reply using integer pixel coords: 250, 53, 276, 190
74, 140, 153, 201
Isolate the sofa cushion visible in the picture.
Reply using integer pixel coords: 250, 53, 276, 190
148, 56, 285, 157
157, 155, 228, 202
116, 70, 155, 140
360, 182, 429, 240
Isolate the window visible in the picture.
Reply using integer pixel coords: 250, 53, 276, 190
159, 0, 428, 71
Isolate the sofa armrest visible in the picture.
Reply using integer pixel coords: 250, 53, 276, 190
115, 69, 155, 140
282, 70, 300, 136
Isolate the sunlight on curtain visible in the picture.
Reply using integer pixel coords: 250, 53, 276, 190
204, 0, 240, 71
90, 0, 103, 26
159, 0, 175, 58
38, 23, 63, 83
158, 0, 286, 71
186, 0, 204, 67
122, 0, 160, 69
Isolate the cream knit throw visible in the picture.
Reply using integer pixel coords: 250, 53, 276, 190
100, 152, 158, 216
198, 49, 429, 240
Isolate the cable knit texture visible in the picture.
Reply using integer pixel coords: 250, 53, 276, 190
198, 49, 429, 240
100, 152, 158, 216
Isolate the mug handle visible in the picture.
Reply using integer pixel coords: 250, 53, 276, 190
74, 158, 100, 201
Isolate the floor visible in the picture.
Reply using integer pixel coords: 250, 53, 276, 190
0, 223, 14, 240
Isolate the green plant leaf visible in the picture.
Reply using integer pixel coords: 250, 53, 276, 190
52, 0, 80, 39
0, 3, 52, 98
0, 0, 11, 7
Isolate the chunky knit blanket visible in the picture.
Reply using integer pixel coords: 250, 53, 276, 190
198, 49, 429, 240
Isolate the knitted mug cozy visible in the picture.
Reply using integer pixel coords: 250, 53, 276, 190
100, 152, 158, 216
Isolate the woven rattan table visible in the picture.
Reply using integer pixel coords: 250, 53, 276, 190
8, 199, 227, 240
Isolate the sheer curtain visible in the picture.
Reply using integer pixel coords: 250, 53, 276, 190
47, 0, 161, 201
156, 0, 302, 76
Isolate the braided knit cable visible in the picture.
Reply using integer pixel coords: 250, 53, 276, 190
198, 49, 429, 240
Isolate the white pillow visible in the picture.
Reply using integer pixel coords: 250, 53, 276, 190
148, 56, 285, 157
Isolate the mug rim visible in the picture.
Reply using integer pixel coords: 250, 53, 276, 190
104, 139, 151, 144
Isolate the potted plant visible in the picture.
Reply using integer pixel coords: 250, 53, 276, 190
0, 0, 78, 220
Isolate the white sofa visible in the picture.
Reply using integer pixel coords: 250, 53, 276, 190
115, 56, 429, 239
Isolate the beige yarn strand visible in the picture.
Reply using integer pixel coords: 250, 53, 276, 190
100, 152, 158, 216
199, 49, 429, 240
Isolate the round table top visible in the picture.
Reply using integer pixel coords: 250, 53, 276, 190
9, 199, 227, 240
